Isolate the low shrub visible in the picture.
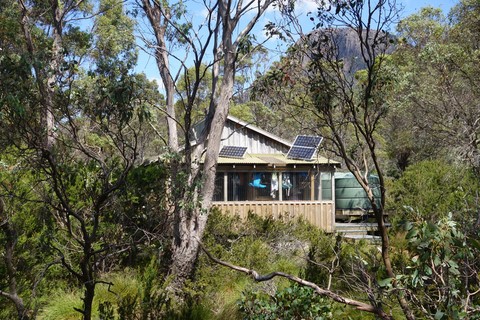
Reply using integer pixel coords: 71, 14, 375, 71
239, 284, 333, 320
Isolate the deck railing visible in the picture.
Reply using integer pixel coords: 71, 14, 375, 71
212, 201, 335, 232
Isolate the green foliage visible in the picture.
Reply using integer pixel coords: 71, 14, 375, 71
97, 0, 135, 52
388, 2, 480, 174
175, 64, 213, 124
136, 258, 174, 319
98, 301, 115, 319
397, 6, 446, 47
164, 1, 192, 45
397, 214, 480, 319
39, 270, 172, 319
192, 211, 321, 318
250, 57, 321, 141
0, 1, 163, 317
388, 160, 480, 225
229, 101, 278, 129
239, 284, 333, 320
38, 291, 84, 320
0, 149, 65, 316
93, 0, 137, 72
0, 51, 40, 147
195, 211, 391, 319
387, 160, 480, 318
303, 235, 340, 287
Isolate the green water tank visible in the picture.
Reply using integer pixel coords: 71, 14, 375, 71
335, 172, 381, 210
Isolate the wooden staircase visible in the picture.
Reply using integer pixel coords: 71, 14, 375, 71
335, 222, 390, 241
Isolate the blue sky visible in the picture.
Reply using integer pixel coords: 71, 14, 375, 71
136, 0, 459, 88
401, 0, 457, 16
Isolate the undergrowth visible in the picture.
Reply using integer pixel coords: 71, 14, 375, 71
36, 210, 380, 319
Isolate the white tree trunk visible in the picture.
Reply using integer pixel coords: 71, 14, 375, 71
141, 0, 273, 299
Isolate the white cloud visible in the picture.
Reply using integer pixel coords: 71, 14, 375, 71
296, 0, 320, 15
266, 0, 320, 15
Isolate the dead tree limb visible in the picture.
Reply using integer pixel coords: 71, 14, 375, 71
200, 242, 393, 319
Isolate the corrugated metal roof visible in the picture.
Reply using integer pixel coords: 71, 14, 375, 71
216, 153, 340, 166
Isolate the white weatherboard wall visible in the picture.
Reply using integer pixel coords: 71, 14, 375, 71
221, 118, 290, 154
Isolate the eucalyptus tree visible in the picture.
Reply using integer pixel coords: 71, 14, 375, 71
251, 0, 418, 318
386, 7, 480, 315
0, 0, 87, 317
139, 0, 275, 299
392, 2, 480, 176
0, 0, 161, 319
249, 1, 480, 318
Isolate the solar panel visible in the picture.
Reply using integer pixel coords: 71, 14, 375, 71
219, 146, 247, 159
287, 135, 323, 160
293, 135, 323, 148
287, 146, 317, 160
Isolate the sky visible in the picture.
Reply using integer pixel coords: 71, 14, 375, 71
401, 0, 457, 17
135, 0, 460, 89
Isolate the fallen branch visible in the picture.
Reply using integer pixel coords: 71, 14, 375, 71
200, 242, 393, 319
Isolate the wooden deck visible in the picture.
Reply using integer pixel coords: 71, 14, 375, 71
213, 201, 335, 232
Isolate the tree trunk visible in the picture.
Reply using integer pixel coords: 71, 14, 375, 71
167, 100, 233, 295
76, 236, 96, 320
0, 199, 30, 320
18, 0, 61, 151
167, 36, 235, 298
141, 0, 178, 152
353, 168, 414, 320
81, 281, 95, 320
168, 206, 207, 295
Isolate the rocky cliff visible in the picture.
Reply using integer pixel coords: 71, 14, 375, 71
298, 28, 393, 74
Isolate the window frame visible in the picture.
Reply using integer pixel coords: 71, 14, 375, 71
213, 168, 334, 202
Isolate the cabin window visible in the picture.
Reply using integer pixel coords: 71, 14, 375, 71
214, 170, 334, 202
213, 173, 225, 201
314, 172, 320, 200
282, 172, 311, 201
228, 172, 249, 201
248, 172, 279, 201
321, 172, 333, 200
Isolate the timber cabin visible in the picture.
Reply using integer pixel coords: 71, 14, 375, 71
197, 115, 340, 232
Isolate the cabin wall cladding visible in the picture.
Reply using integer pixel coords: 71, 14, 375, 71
222, 121, 289, 154
214, 201, 335, 232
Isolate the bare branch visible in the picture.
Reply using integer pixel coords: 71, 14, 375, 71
200, 242, 393, 319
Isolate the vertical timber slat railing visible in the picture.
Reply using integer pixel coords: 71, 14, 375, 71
212, 201, 335, 232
